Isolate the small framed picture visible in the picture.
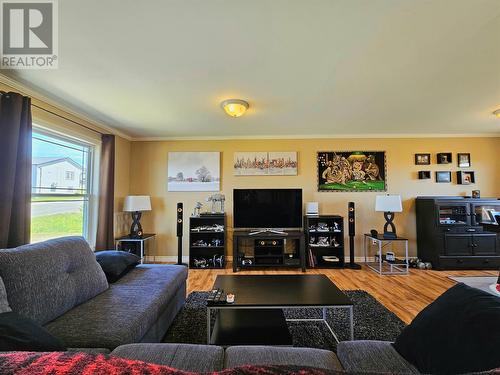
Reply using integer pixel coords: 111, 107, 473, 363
415, 153, 430, 165
457, 153, 471, 168
437, 153, 452, 164
436, 171, 452, 183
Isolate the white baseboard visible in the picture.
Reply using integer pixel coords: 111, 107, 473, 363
146, 255, 373, 265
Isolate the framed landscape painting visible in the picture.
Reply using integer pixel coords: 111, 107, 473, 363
317, 151, 386, 192
167, 152, 220, 191
234, 152, 297, 176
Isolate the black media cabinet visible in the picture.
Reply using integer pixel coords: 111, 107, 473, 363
416, 196, 500, 270
232, 231, 306, 272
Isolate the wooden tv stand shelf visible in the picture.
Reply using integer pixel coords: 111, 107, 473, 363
232, 230, 306, 272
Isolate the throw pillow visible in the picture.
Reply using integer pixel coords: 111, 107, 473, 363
95, 251, 140, 283
393, 283, 500, 374
0, 311, 66, 352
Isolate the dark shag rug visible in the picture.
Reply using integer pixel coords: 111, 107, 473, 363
163, 291, 406, 352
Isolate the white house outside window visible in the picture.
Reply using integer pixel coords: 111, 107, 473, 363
31, 130, 94, 243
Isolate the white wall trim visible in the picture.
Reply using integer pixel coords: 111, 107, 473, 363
131, 132, 500, 142
0, 73, 132, 140
144, 255, 391, 265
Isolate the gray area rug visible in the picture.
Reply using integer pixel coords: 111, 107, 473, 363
163, 290, 406, 352
449, 276, 499, 296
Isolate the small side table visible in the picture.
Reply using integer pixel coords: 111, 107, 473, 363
363, 234, 409, 275
115, 234, 156, 264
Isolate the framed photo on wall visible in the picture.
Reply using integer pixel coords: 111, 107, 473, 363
167, 152, 220, 191
435, 171, 452, 183
415, 153, 430, 165
317, 151, 386, 192
457, 153, 471, 168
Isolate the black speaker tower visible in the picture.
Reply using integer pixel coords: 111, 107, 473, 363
347, 202, 362, 269
176, 203, 187, 266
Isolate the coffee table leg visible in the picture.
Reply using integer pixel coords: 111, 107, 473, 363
207, 307, 211, 344
349, 306, 354, 341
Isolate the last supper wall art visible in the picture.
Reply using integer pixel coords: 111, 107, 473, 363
317, 151, 387, 192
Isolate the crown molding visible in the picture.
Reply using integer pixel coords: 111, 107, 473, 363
0, 73, 132, 140
131, 132, 500, 142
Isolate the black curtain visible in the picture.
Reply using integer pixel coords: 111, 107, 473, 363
95, 134, 115, 250
0, 92, 32, 248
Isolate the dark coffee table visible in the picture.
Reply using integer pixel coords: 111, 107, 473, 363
207, 275, 353, 346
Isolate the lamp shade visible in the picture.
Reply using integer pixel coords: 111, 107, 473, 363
375, 195, 402, 213
123, 195, 151, 212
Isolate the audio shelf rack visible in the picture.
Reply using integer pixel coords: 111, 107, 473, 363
189, 214, 226, 269
233, 231, 306, 272
304, 215, 345, 268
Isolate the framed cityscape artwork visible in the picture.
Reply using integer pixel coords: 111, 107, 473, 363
317, 151, 387, 192
234, 152, 298, 176
167, 152, 220, 191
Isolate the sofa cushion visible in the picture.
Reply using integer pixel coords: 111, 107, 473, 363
0, 277, 11, 313
337, 340, 419, 374
0, 236, 108, 325
0, 311, 66, 352
393, 283, 500, 374
44, 264, 188, 349
95, 250, 140, 283
111, 343, 224, 372
224, 346, 343, 371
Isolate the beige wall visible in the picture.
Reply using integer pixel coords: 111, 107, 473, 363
129, 137, 500, 260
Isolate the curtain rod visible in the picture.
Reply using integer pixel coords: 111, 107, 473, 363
31, 103, 104, 136
1, 90, 104, 136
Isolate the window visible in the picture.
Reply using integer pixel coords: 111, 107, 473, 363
31, 130, 94, 243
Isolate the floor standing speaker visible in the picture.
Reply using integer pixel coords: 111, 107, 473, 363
348, 202, 362, 269
177, 203, 187, 266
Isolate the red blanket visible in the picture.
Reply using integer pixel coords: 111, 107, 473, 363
0, 352, 340, 375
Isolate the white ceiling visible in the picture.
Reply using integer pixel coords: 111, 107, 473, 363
4, 0, 500, 139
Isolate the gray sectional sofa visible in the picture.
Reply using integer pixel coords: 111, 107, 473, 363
0, 236, 187, 350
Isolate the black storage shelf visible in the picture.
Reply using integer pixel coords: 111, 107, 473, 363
189, 214, 226, 269
304, 215, 345, 268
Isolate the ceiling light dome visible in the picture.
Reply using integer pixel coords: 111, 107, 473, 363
221, 99, 249, 117
493, 109, 500, 118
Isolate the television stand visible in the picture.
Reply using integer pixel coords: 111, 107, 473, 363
249, 229, 288, 236
233, 230, 305, 272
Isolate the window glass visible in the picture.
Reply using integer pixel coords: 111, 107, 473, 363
31, 131, 93, 243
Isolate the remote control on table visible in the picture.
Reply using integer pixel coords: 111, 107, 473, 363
207, 288, 225, 304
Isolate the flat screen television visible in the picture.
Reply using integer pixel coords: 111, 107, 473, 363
233, 188, 303, 229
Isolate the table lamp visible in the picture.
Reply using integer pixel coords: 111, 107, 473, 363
123, 195, 151, 238
375, 195, 402, 239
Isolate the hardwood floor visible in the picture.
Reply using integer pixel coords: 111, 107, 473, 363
187, 264, 497, 324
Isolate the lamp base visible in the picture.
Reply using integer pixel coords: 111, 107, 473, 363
383, 211, 397, 239
129, 211, 144, 238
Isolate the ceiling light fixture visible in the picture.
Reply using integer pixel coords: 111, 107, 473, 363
221, 99, 249, 117
493, 109, 500, 118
